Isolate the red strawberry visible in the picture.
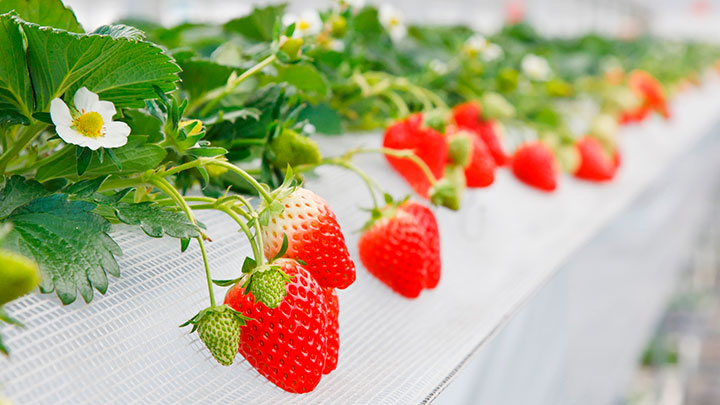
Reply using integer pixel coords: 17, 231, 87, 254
464, 135, 496, 188
224, 259, 331, 393
262, 187, 356, 289
477, 121, 509, 166
574, 136, 619, 182
383, 113, 448, 197
358, 201, 441, 298
511, 142, 558, 192
452, 102, 509, 166
628, 70, 669, 119
322, 288, 339, 375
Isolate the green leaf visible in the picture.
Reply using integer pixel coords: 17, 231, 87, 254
241, 256, 257, 274
64, 176, 109, 197
186, 146, 228, 158
272, 233, 289, 261
178, 58, 235, 100
223, 4, 286, 42
0, 176, 51, 218
297, 103, 342, 135
111, 202, 201, 239
273, 64, 329, 98
36, 137, 167, 182
19, 17, 180, 111
0, 0, 82, 32
0, 13, 33, 124
92, 24, 145, 40
76, 147, 92, 176
1, 193, 121, 305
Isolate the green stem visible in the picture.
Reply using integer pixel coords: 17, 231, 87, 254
98, 176, 146, 192
382, 91, 410, 117
197, 237, 216, 307
253, 215, 264, 266
219, 205, 262, 265
0, 121, 47, 172
150, 176, 218, 307
197, 54, 277, 116
296, 158, 382, 209
348, 147, 438, 186
162, 158, 274, 204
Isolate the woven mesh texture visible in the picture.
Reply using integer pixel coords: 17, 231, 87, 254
2, 77, 720, 404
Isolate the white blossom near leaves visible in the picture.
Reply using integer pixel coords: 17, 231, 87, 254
482, 43, 503, 62
282, 11, 322, 37
521, 54, 552, 81
49, 87, 131, 151
464, 34, 488, 56
379, 4, 407, 42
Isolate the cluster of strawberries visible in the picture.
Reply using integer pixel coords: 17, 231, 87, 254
382, 70, 668, 194
220, 185, 441, 392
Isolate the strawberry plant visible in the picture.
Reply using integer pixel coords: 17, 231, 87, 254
1, 0, 719, 395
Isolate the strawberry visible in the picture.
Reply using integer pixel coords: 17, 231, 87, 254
269, 128, 322, 168
261, 187, 356, 290
628, 70, 669, 119
574, 136, 619, 182
511, 141, 558, 192
180, 305, 248, 367
464, 134, 496, 187
358, 201, 441, 298
383, 113, 448, 197
0, 249, 40, 306
224, 259, 331, 393
322, 288, 339, 374
452, 102, 509, 166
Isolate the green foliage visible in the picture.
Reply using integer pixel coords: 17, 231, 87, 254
0, 13, 33, 124
223, 4, 286, 42
112, 202, 202, 239
0, 0, 82, 32
36, 137, 167, 182
0, 177, 121, 305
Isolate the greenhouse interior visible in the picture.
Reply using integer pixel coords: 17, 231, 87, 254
1, 0, 720, 404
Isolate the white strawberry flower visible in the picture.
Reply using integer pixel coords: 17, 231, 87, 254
482, 43, 503, 62
521, 54, 552, 81
49, 87, 130, 151
463, 34, 489, 56
429, 59, 449, 75
283, 11, 323, 37
379, 4, 407, 42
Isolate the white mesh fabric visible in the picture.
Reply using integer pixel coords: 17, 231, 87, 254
1, 75, 720, 404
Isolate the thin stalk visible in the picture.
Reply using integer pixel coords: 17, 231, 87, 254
197, 238, 216, 307
347, 147, 438, 186
161, 158, 274, 204
197, 54, 277, 116
219, 205, 262, 264
296, 158, 382, 209
0, 121, 47, 172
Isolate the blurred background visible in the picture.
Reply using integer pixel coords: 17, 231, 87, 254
63, 0, 720, 39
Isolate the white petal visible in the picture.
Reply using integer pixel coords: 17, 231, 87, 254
96, 100, 117, 122
82, 138, 104, 151
49, 98, 73, 127
73, 87, 100, 113
282, 14, 297, 27
56, 125, 93, 148
104, 120, 131, 138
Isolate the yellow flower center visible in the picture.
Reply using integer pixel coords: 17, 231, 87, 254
298, 19, 311, 31
73, 111, 104, 138
389, 16, 399, 27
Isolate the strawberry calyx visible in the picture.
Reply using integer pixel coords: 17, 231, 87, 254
361, 195, 411, 231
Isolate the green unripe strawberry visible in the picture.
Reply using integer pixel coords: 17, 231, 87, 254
279, 37, 304, 60
447, 132, 473, 168
480, 92, 515, 120
182, 305, 248, 367
556, 144, 581, 173
248, 265, 292, 309
269, 129, 322, 168
329, 15, 347, 37
0, 249, 40, 306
